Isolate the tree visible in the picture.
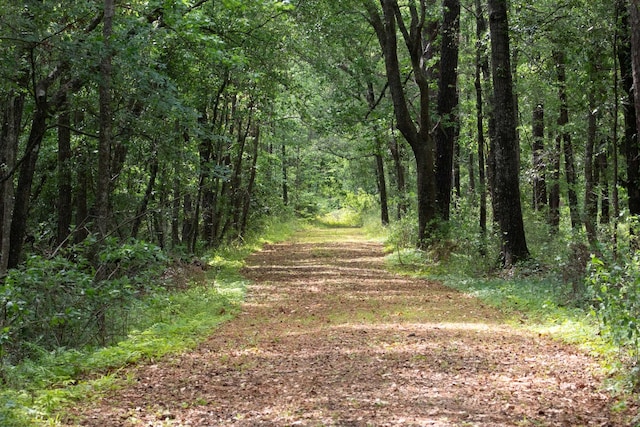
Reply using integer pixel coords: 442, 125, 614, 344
631, 1, 640, 191
531, 104, 547, 211
365, 0, 438, 246
487, 0, 529, 265
435, 0, 461, 221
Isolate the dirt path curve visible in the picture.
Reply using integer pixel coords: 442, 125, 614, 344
70, 227, 631, 426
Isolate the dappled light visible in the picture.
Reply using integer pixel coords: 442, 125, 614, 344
68, 228, 631, 426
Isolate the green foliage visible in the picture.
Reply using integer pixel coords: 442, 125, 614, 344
587, 253, 640, 358
315, 190, 376, 227
0, 238, 167, 364
0, 215, 299, 425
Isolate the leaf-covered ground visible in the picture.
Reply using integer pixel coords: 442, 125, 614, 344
66, 228, 635, 426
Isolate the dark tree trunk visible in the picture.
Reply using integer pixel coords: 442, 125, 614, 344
240, 127, 261, 237
631, 0, 640, 144
131, 149, 159, 239
182, 193, 195, 248
57, 96, 73, 246
388, 126, 408, 220
585, 92, 599, 247
375, 152, 390, 225
282, 143, 288, 206
8, 97, 48, 268
554, 50, 580, 230
468, 151, 475, 194
367, 82, 391, 226
434, 0, 460, 221
623, 0, 640, 216
366, 0, 437, 246
171, 174, 181, 249
475, 0, 488, 240
199, 134, 215, 246
532, 104, 547, 211
487, 0, 529, 265
75, 140, 89, 244
598, 148, 611, 224
231, 110, 253, 236
96, 0, 115, 241
548, 131, 561, 231
0, 94, 24, 274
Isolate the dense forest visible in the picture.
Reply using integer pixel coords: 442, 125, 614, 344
4, 0, 640, 418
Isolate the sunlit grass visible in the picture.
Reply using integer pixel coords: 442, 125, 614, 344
0, 216, 302, 426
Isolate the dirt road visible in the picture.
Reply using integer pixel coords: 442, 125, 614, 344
68, 227, 632, 426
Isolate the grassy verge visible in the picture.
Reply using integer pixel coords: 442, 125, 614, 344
0, 216, 301, 426
383, 243, 635, 400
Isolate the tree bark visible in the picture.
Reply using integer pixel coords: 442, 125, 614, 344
628, 0, 640, 216
434, 0, 460, 221
532, 104, 547, 211
475, 0, 488, 240
554, 50, 580, 230
240, 126, 261, 237
616, 0, 639, 214
8, 94, 48, 268
388, 126, 407, 220
375, 152, 390, 225
0, 94, 24, 274
57, 95, 73, 246
584, 91, 599, 247
367, 82, 390, 226
366, 0, 437, 246
131, 148, 159, 239
487, 0, 529, 265
96, 0, 115, 240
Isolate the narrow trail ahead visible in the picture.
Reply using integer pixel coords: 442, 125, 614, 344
70, 227, 630, 426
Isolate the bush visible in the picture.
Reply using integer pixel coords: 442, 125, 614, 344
0, 238, 167, 365
587, 253, 640, 356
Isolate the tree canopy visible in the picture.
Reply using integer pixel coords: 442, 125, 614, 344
2, 0, 640, 379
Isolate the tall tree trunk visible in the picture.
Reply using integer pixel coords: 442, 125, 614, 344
366, 0, 437, 247
282, 143, 288, 206
8, 95, 48, 268
375, 152, 390, 225
388, 126, 407, 220
548, 130, 561, 231
0, 94, 24, 275
96, 0, 115, 240
584, 91, 599, 247
488, 0, 529, 265
57, 95, 73, 246
598, 148, 611, 224
434, 0, 460, 221
630, 0, 640, 167
171, 174, 181, 249
554, 50, 580, 230
618, 0, 640, 217
475, 0, 488, 241
532, 104, 547, 211
367, 82, 390, 226
75, 139, 89, 244
240, 126, 261, 237
131, 149, 159, 239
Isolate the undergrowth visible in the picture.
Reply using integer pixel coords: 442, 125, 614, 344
0, 216, 301, 426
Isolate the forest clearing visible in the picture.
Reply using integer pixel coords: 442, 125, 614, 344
63, 227, 636, 426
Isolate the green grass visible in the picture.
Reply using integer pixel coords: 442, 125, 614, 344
0, 216, 302, 426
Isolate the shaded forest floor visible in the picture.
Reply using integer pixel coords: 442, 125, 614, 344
66, 227, 636, 426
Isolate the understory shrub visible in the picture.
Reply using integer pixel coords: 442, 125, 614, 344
587, 252, 640, 359
0, 238, 167, 366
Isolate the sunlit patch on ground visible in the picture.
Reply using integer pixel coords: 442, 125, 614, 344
67, 227, 633, 426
